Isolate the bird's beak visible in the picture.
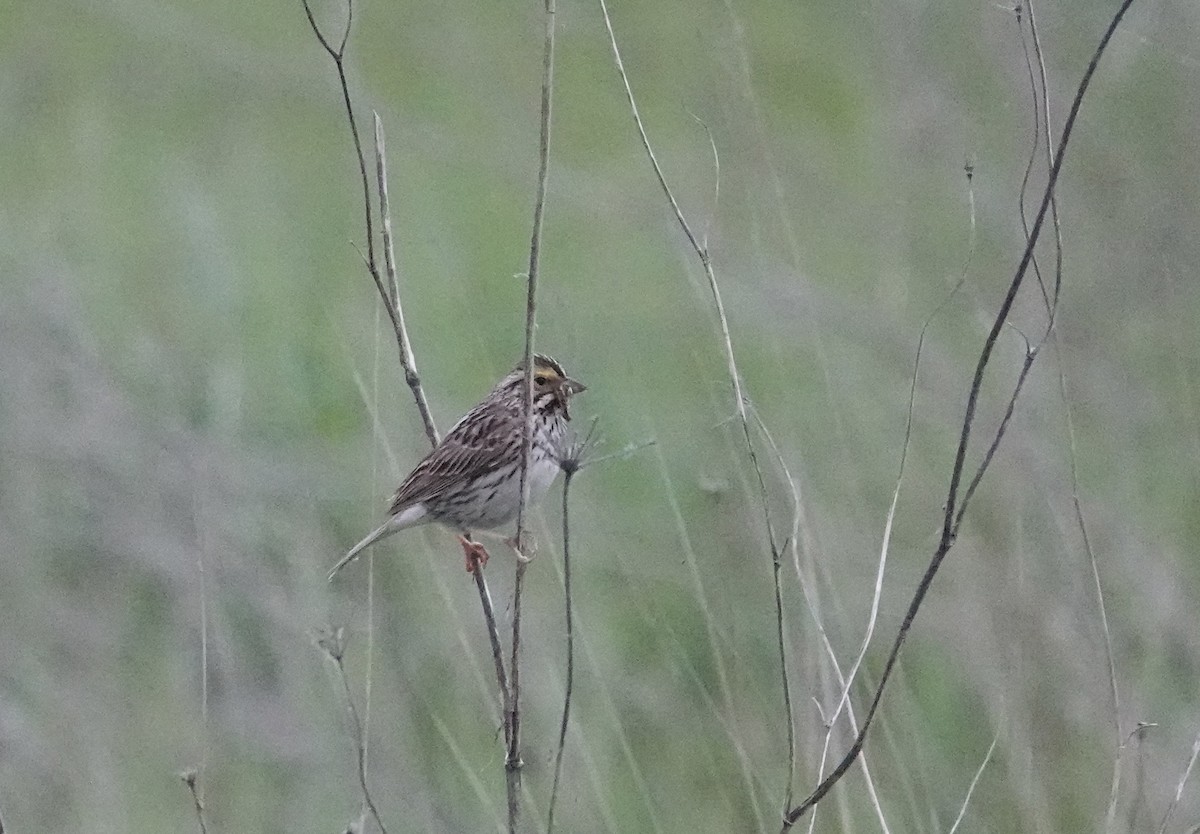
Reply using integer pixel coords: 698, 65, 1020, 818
555, 377, 585, 420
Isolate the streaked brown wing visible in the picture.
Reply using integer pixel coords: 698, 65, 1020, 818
386, 400, 511, 515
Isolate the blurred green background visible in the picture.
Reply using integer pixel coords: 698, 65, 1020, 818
2, 0, 1198, 831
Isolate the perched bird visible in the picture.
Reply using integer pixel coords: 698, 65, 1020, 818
329, 354, 586, 579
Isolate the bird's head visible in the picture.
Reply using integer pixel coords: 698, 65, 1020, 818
503, 354, 586, 420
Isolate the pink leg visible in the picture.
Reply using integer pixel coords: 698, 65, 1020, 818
458, 535, 490, 573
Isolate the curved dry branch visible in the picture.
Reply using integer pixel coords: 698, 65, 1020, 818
597, 1, 795, 819
316, 629, 390, 834
782, 0, 1137, 825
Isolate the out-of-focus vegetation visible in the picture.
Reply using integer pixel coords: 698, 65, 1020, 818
2, 1, 1198, 831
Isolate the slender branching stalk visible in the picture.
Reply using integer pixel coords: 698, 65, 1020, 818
781, 1, 1137, 825
301, 1, 383, 314
476, 565, 512, 744
749, 411, 889, 834
547, 420, 602, 834
302, 2, 440, 445
508, 1, 557, 830
596, 1, 795, 820
180, 770, 209, 834
1015, 4, 1124, 828
316, 628, 390, 834
302, 4, 515, 827
805, 163, 975, 834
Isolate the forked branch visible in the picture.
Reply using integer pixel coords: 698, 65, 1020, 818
781, 0, 1137, 826
302, 4, 512, 830
597, 0, 798, 819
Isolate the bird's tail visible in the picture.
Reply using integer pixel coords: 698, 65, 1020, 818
327, 518, 402, 581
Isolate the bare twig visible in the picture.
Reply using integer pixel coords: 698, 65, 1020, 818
547, 422, 601, 834
597, 1, 794, 819
765, 168, 975, 831
545, 470, 578, 834
476, 565, 511, 738
316, 629, 390, 834
947, 729, 1000, 834
782, 1, 1137, 825
508, 1, 557, 830
303, 6, 513, 825
304, 0, 442, 449
1157, 731, 1200, 834
826, 163, 974, 744
746, 410, 890, 834
194, 482, 212, 811
180, 770, 209, 834
1128, 722, 1156, 832
373, 113, 438, 447
1014, 3, 1054, 315
1017, 3, 1125, 827
301, 1, 385, 312
1023, 0, 1066, 325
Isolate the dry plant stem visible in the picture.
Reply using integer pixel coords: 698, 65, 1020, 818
771, 170, 971, 831
823, 175, 974, 776
303, 0, 440, 444
947, 729, 1000, 834
597, 0, 796, 816
825, 176, 973, 734
1071, 363, 1121, 831
331, 650, 390, 834
1128, 724, 1154, 831
1156, 731, 1200, 834
750, 412, 889, 834
181, 771, 209, 834
374, 113, 439, 447
476, 566, 512, 745
1018, 4, 1124, 828
781, 0, 1136, 826
546, 464, 579, 834
545, 420, 606, 833
1015, 4, 1055, 313
303, 2, 514, 822
196, 520, 210, 799
302, 1, 384, 307
508, 1, 557, 830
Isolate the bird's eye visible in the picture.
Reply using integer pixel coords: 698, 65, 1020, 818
534, 375, 548, 386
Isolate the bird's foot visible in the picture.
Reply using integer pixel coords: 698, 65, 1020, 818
459, 536, 490, 573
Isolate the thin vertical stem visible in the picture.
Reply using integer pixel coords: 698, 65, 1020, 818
547, 466, 578, 833
509, 1, 557, 830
